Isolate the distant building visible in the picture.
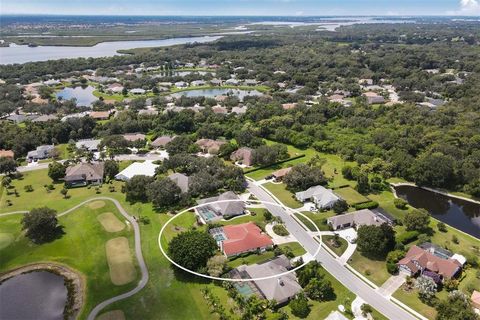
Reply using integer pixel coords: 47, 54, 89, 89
130, 88, 146, 95
32, 114, 58, 122
471, 290, 480, 310
65, 162, 104, 187
271, 167, 292, 182
230, 255, 302, 305
295, 185, 340, 209
225, 79, 240, 86
175, 81, 188, 88
363, 92, 385, 104
150, 136, 174, 149
196, 139, 227, 155
123, 133, 146, 142
282, 103, 298, 110
115, 160, 159, 181
231, 105, 247, 114
230, 147, 254, 167
327, 209, 394, 230
0, 150, 14, 158
191, 80, 206, 86
76, 139, 102, 152
212, 105, 228, 114
244, 79, 258, 86
168, 173, 190, 193
89, 111, 112, 120
107, 83, 124, 93
6, 114, 38, 124
210, 222, 273, 257
27, 145, 54, 162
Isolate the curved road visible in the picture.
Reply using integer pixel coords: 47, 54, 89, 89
0, 197, 149, 320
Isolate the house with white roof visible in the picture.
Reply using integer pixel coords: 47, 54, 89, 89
115, 160, 159, 181
295, 185, 340, 209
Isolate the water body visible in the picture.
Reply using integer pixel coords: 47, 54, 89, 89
0, 271, 68, 320
0, 36, 222, 65
56, 85, 98, 107
171, 88, 263, 101
394, 185, 480, 238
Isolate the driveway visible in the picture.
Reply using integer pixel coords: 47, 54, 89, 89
265, 223, 299, 245
377, 274, 407, 298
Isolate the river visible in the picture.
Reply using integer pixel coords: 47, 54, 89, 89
0, 36, 222, 65
394, 185, 480, 239
0, 271, 68, 320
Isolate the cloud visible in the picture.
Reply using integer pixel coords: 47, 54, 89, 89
450, 0, 480, 15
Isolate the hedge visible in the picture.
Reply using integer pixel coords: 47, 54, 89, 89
397, 230, 420, 244
353, 201, 379, 210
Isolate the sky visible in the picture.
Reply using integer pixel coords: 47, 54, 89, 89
1, 0, 480, 16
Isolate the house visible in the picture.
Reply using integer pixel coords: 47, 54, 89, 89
230, 147, 253, 167
230, 255, 302, 305
107, 83, 124, 93
244, 79, 258, 86
151, 136, 174, 149
271, 167, 292, 182
27, 145, 54, 162
191, 80, 206, 86
210, 79, 222, 86
397, 245, 462, 283
282, 103, 298, 110
76, 139, 101, 152
231, 106, 247, 115
363, 92, 385, 104
209, 222, 273, 256
0, 150, 14, 158
471, 291, 480, 310
196, 191, 246, 223
175, 81, 188, 88
64, 162, 104, 187
225, 79, 240, 86
295, 185, 340, 209
138, 109, 159, 116
89, 111, 112, 120
358, 78, 374, 86
196, 139, 226, 155
6, 114, 38, 124
115, 160, 159, 181
130, 88, 146, 95
327, 209, 394, 230
168, 173, 190, 193
123, 133, 146, 142
32, 114, 58, 122
212, 105, 228, 114
44, 79, 61, 86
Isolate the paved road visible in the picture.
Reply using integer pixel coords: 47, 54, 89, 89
247, 182, 417, 320
0, 197, 148, 320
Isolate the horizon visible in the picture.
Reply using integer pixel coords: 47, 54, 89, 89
1, 0, 480, 17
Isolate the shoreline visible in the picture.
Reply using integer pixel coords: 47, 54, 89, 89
0, 262, 85, 320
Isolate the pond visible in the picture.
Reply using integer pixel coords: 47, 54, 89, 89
56, 85, 98, 107
394, 185, 480, 239
0, 271, 68, 320
0, 36, 222, 65
170, 88, 264, 101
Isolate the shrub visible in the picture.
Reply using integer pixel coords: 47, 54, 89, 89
397, 230, 420, 244
437, 222, 447, 232
273, 224, 290, 236
353, 201, 379, 210
24, 185, 34, 192
333, 199, 349, 214
394, 198, 408, 210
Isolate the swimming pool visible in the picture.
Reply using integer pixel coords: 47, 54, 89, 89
197, 206, 218, 222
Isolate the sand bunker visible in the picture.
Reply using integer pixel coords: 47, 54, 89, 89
105, 237, 136, 285
97, 310, 126, 320
97, 212, 125, 233
88, 201, 106, 209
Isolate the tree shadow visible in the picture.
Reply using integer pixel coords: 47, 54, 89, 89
171, 265, 212, 285
32, 225, 66, 244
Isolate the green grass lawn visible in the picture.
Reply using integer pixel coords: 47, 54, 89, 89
323, 235, 348, 257
227, 242, 306, 269
334, 186, 369, 205
347, 251, 391, 286
294, 211, 334, 231
393, 288, 437, 320
263, 182, 303, 209
0, 201, 138, 320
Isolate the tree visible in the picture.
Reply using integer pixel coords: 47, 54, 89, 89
0, 156, 17, 175
2, 176, 12, 188
48, 161, 66, 182
437, 222, 447, 232
289, 293, 310, 318
104, 160, 119, 181
206, 255, 227, 277
147, 178, 182, 208
283, 164, 328, 192
386, 250, 405, 274
356, 172, 370, 194
415, 275, 437, 303
251, 144, 288, 166
394, 198, 408, 210
60, 187, 68, 199
304, 277, 335, 302
436, 291, 479, 320
168, 230, 217, 271
361, 304, 373, 317
124, 175, 155, 203
21, 207, 62, 243
404, 209, 430, 232
411, 152, 455, 188
263, 210, 273, 221
165, 136, 196, 155
357, 224, 396, 259
332, 199, 349, 214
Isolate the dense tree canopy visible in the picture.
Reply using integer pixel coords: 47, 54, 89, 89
21, 207, 62, 243
168, 230, 217, 271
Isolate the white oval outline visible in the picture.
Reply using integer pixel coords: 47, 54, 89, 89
158, 199, 322, 282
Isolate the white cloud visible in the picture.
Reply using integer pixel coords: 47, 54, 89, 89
449, 0, 480, 15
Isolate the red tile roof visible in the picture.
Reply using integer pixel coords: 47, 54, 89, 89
398, 245, 461, 279
222, 222, 273, 256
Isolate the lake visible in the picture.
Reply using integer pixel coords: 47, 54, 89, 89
394, 185, 480, 238
171, 88, 263, 100
0, 271, 68, 320
0, 36, 222, 65
56, 86, 98, 107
